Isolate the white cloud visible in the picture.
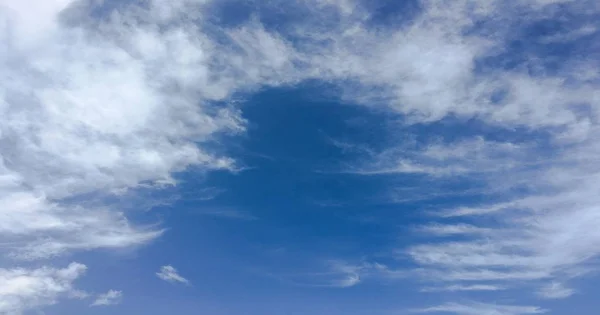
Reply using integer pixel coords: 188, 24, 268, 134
91, 290, 123, 306
415, 302, 546, 315
0, 262, 87, 315
539, 24, 597, 43
1, 0, 595, 260
351, 137, 538, 178
0, 0, 248, 261
421, 284, 505, 292
0, 0, 74, 48
293, 0, 597, 130
157, 265, 189, 284
0, 0, 599, 313
329, 273, 361, 288
0, 0, 296, 312
416, 224, 493, 236
398, 137, 600, 287
303, 0, 600, 311
536, 282, 575, 299
272, 260, 377, 288
325, 262, 362, 288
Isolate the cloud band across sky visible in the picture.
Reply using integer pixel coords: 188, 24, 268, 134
1, 0, 599, 314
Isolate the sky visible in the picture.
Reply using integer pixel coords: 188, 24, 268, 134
0, 0, 599, 314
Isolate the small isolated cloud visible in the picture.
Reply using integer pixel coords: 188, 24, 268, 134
415, 302, 546, 315
156, 265, 189, 284
327, 262, 362, 288
273, 260, 364, 288
91, 290, 123, 307
276, 260, 407, 288
536, 282, 575, 299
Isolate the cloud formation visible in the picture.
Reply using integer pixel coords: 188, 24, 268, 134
420, 284, 505, 293
1, 0, 599, 313
156, 265, 189, 284
0, 0, 251, 260
536, 282, 575, 300
91, 290, 123, 307
0, 262, 87, 315
308, 0, 600, 310
415, 302, 546, 315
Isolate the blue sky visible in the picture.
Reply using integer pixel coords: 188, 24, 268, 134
1, 0, 600, 314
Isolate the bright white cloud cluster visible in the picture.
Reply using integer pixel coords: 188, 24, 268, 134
0, 0, 264, 311
0, 0, 251, 261
0, 262, 87, 315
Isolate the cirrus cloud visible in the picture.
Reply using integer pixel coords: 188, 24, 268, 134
1, 0, 600, 314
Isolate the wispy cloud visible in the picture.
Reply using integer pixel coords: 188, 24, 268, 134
312, 0, 600, 311
414, 302, 546, 315
2, 0, 600, 313
91, 290, 123, 307
536, 282, 575, 299
415, 224, 493, 236
539, 24, 597, 43
157, 265, 189, 285
193, 208, 258, 220
0, 262, 87, 314
274, 260, 408, 288
420, 284, 505, 292
274, 261, 363, 288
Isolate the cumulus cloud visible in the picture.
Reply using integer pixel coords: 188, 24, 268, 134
156, 265, 189, 284
91, 290, 123, 306
0, 262, 87, 315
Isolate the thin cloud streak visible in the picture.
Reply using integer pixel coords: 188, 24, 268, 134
414, 302, 546, 315
157, 265, 190, 285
